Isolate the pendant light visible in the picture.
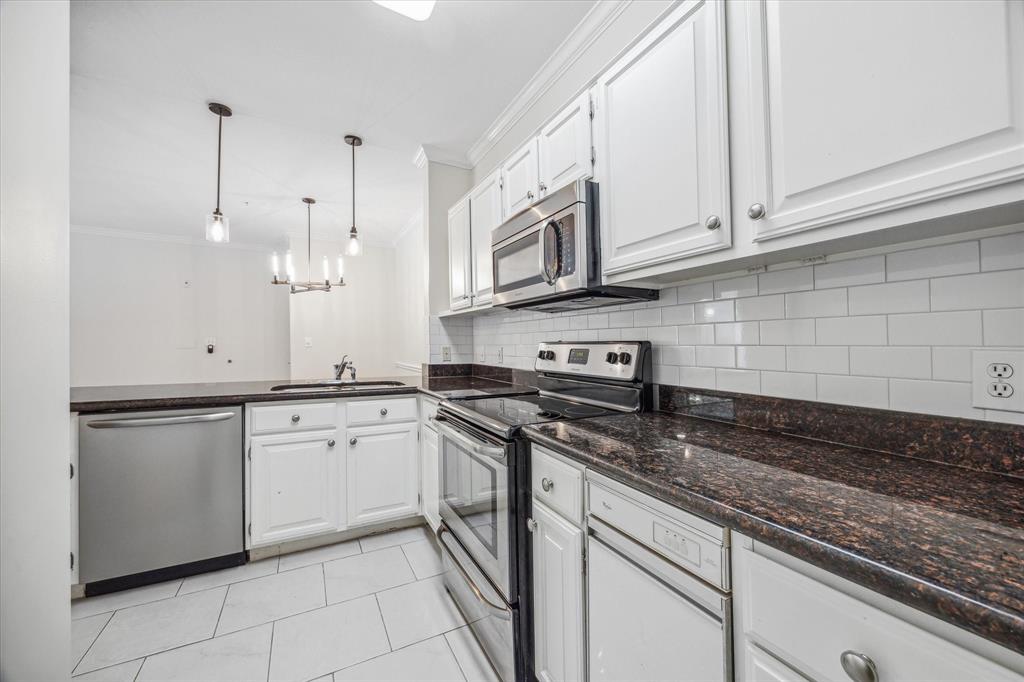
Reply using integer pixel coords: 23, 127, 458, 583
345, 134, 363, 256
205, 102, 232, 243
271, 198, 345, 294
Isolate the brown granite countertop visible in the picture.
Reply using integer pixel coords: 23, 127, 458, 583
523, 412, 1024, 653
70, 375, 530, 413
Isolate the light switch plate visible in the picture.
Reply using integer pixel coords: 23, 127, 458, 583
971, 350, 1024, 412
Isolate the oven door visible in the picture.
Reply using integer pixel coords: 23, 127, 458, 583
491, 204, 585, 307
435, 415, 513, 601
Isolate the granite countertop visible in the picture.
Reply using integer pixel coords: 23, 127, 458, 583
523, 412, 1024, 652
70, 375, 530, 412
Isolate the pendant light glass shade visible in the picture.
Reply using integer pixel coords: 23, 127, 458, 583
206, 103, 233, 243
206, 211, 229, 243
347, 227, 361, 256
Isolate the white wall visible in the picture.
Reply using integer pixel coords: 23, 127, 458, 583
393, 213, 428, 371
70, 229, 290, 386
289, 240, 399, 380
0, 1, 72, 678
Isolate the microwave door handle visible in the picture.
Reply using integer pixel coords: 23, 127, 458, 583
539, 220, 561, 285
434, 418, 507, 463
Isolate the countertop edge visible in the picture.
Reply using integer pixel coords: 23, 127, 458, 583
523, 427, 1024, 654
70, 386, 422, 413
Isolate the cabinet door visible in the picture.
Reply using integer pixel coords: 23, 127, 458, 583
742, 643, 808, 682
593, 0, 730, 276
250, 430, 340, 546
538, 92, 593, 197
501, 138, 540, 218
736, 0, 1024, 242
420, 425, 440, 531
448, 197, 472, 310
469, 172, 501, 305
532, 502, 584, 682
347, 422, 419, 527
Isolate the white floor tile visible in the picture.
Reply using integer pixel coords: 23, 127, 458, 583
72, 580, 182, 620
216, 564, 325, 635
334, 636, 465, 681
278, 540, 361, 572
445, 627, 499, 682
401, 540, 444, 580
136, 623, 272, 682
269, 596, 390, 682
323, 546, 415, 605
72, 612, 111, 671
178, 558, 280, 596
376, 576, 466, 650
72, 659, 144, 682
75, 586, 227, 674
359, 526, 432, 553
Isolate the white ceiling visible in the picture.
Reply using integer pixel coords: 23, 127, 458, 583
70, 0, 595, 247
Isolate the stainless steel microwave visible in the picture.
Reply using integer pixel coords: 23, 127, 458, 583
490, 181, 657, 313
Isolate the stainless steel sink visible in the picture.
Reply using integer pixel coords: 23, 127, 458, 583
269, 380, 405, 392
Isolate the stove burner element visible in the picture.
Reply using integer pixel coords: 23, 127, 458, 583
563, 404, 606, 416
537, 410, 562, 419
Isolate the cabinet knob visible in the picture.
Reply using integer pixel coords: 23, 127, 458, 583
526, 518, 537, 533
539, 182, 547, 193
541, 477, 554, 492
349, 437, 358, 446
380, 407, 388, 417
747, 203, 766, 220
527, 191, 535, 200
327, 439, 336, 448
840, 651, 878, 682
705, 215, 721, 231
290, 414, 301, 423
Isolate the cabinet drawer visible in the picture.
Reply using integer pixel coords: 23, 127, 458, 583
250, 402, 337, 435
532, 446, 583, 526
587, 474, 728, 590
347, 398, 417, 426
740, 549, 1021, 682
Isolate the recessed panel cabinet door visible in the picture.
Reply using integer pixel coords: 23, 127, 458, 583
538, 92, 593, 198
737, 0, 1024, 241
501, 138, 540, 218
347, 422, 419, 527
448, 197, 472, 310
469, 171, 501, 304
593, 0, 731, 276
249, 430, 340, 547
532, 501, 584, 682
420, 426, 440, 531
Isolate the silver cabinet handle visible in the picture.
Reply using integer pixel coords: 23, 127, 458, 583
86, 412, 235, 428
349, 437, 358, 446
840, 651, 878, 682
380, 408, 388, 417
327, 439, 336, 448
541, 477, 554, 492
705, 215, 721, 231
526, 518, 538, 533
291, 414, 301, 423
539, 182, 547, 193
527, 190, 535, 200
747, 203, 766, 220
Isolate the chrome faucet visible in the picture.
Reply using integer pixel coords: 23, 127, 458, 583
333, 355, 356, 381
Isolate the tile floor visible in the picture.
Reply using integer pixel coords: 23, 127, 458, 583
71, 526, 500, 682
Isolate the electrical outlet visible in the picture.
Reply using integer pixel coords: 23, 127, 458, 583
442, 346, 451, 362
304, 337, 312, 349
972, 350, 1024, 413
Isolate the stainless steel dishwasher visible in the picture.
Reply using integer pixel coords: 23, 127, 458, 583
79, 406, 245, 593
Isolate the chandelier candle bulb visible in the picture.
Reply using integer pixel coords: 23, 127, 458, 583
337, 254, 344, 280
271, 252, 280, 281
322, 255, 330, 282
285, 251, 295, 282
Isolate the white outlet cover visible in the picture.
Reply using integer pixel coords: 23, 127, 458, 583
971, 350, 1024, 413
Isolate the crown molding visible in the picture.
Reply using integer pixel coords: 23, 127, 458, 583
412, 144, 472, 170
465, 0, 631, 168
71, 224, 280, 252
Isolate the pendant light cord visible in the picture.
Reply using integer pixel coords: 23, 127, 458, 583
351, 140, 356, 230
307, 201, 312, 282
215, 113, 223, 213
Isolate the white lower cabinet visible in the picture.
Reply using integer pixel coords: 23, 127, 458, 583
532, 500, 585, 682
742, 643, 808, 682
346, 421, 419, 527
249, 429, 341, 546
420, 423, 440, 531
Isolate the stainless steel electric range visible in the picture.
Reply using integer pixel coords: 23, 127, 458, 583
434, 341, 654, 681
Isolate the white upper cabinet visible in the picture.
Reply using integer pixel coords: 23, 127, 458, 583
501, 137, 540, 218
538, 92, 593, 198
469, 170, 501, 305
593, 0, 731, 276
734, 0, 1024, 242
447, 196, 472, 310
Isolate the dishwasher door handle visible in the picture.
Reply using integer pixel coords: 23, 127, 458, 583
86, 412, 237, 428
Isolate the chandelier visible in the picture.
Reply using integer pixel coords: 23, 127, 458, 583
271, 198, 345, 294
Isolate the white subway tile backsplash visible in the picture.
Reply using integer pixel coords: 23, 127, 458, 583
714, 322, 759, 345
760, 319, 815, 345
587, 314, 609, 329
850, 346, 931, 379
646, 326, 679, 345
654, 287, 678, 306
761, 371, 817, 400
785, 289, 848, 319
608, 310, 634, 328
736, 345, 786, 371
813, 256, 885, 289
696, 345, 735, 368
663, 304, 695, 325
679, 366, 716, 389
714, 276, 758, 300
658, 345, 696, 366
654, 364, 680, 385
786, 346, 849, 374
888, 310, 982, 346
980, 232, 1024, 272
885, 241, 979, 281
889, 379, 982, 420
735, 295, 784, 321
983, 308, 1024, 346
817, 375, 888, 409
932, 347, 972, 381
677, 324, 716, 345
848, 280, 930, 315
815, 316, 887, 345
634, 308, 662, 327
930, 269, 1024, 311
675, 282, 714, 304
695, 300, 735, 323
716, 368, 760, 394
758, 267, 814, 295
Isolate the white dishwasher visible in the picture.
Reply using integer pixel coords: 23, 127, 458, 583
586, 471, 731, 682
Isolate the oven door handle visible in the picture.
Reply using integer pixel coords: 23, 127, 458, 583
434, 416, 507, 463
437, 525, 512, 621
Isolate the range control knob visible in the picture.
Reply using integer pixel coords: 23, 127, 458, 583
537, 350, 546, 359
618, 352, 632, 365
605, 352, 619, 364
544, 350, 556, 360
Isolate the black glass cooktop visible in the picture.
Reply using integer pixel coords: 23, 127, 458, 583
446, 393, 619, 429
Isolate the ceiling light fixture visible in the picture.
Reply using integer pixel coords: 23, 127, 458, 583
372, 0, 435, 21
205, 102, 232, 243
345, 134, 363, 257
272, 198, 345, 294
